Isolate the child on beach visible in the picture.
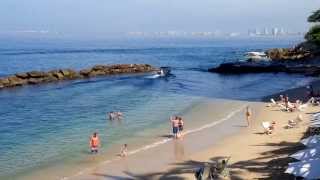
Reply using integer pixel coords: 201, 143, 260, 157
119, 144, 128, 157
245, 106, 252, 127
89, 132, 100, 153
178, 117, 184, 138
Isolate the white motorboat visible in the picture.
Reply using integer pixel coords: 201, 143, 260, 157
246, 51, 270, 62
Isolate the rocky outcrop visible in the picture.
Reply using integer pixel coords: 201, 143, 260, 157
0, 64, 155, 90
266, 48, 312, 61
209, 62, 320, 76
265, 40, 320, 61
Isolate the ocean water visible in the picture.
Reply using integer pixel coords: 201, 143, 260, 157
0, 38, 314, 179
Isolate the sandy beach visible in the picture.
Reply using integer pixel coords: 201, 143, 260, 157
62, 81, 319, 180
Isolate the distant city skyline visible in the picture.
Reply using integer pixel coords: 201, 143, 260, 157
0, 0, 319, 39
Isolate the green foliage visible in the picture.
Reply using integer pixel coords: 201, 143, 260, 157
305, 25, 320, 45
308, 9, 320, 22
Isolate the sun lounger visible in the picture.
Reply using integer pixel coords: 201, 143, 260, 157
215, 157, 230, 178
298, 103, 308, 111
270, 98, 278, 106
286, 115, 303, 128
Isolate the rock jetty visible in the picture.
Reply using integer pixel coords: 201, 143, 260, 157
0, 64, 155, 89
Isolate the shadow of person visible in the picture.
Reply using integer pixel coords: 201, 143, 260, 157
173, 140, 185, 161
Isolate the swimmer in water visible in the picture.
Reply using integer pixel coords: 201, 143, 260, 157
89, 132, 100, 153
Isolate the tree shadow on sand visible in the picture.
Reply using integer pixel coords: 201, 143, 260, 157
230, 141, 305, 180
91, 141, 305, 179
92, 157, 228, 180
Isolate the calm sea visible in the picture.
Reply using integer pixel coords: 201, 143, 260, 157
0, 37, 313, 179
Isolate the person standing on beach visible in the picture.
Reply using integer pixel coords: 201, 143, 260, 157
245, 106, 252, 127
178, 117, 184, 138
170, 116, 179, 139
284, 95, 289, 111
89, 132, 100, 153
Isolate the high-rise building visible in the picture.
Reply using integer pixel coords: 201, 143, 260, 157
272, 28, 279, 36
255, 28, 261, 35
263, 28, 269, 35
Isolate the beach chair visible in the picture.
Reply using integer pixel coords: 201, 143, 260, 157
195, 163, 214, 180
286, 120, 298, 129
214, 157, 231, 179
286, 114, 303, 129
297, 103, 308, 111
262, 121, 272, 134
269, 98, 278, 107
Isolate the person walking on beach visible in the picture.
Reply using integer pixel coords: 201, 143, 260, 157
178, 117, 184, 138
284, 95, 289, 111
89, 132, 100, 153
171, 116, 180, 139
245, 106, 252, 127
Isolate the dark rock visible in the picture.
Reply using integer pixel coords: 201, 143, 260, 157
209, 61, 320, 77
79, 69, 91, 77
8, 76, 26, 86
28, 78, 44, 84
92, 65, 108, 71
209, 62, 286, 74
88, 70, 106, 77
0, 78, 10, 87
27, 71, 46, 78
60, 69, 78, 79
49, 70, 64, 80
15, 73, 29, 79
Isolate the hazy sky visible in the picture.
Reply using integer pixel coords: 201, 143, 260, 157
0, 0, 319, 38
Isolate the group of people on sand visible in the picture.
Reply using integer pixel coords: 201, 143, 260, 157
89, 132, 128, 157
271, 94, 307, 112
170, 116, 184, 139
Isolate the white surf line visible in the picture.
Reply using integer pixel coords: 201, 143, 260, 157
62, 104, 247, 180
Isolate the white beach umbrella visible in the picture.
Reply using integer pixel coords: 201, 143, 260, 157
309, 123, 320, 128
285, 159, 320, 179
290, 147, 320, 161
312, 113, 320, 117
311, 121, 320, 126
313, 113, 320, 118
310, 117, 320, 122
300, 135, 320, 148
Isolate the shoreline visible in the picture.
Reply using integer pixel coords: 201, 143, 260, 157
69, 101, 261, 180
15, 99, 252, 180
73, 80, 320, 179
13, 80, 320, 180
